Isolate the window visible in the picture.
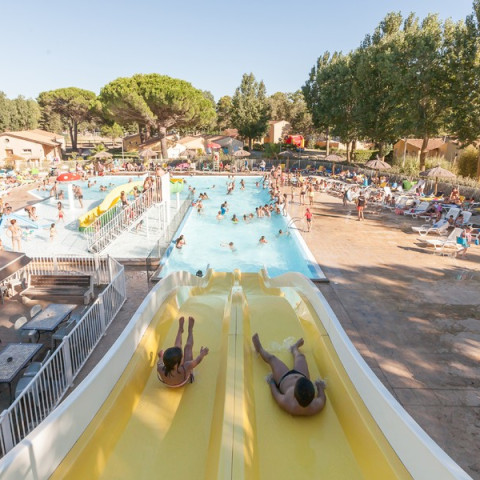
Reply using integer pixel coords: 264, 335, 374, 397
22, 149, 32, 154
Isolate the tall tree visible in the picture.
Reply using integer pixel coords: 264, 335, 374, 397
393, 14, 448, 170
445, 2, 480, 178
231, 73, 270, 149
10, 96, 41, 130
37, 87, 96, 151
216, 95, 233, 131
353, 13, 404, 158
303, 52, 337, 155
100, 74, 215, 158
0, 92, 13, 132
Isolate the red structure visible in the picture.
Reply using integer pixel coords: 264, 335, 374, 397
284, 135, 305, 150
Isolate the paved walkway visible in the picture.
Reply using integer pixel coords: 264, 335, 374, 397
288, 190, 480, 479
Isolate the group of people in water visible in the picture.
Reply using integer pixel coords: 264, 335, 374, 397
157, 316, 326, 416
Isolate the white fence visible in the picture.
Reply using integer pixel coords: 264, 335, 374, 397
84, 185, 159, 253
0, 256, 126, 457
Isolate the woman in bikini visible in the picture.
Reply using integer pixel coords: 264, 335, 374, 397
157, 317, 209, 387
252, 333, 326, 416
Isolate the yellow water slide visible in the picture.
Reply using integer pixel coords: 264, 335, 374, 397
78, 181, 143, 231
48, 270, 433, 480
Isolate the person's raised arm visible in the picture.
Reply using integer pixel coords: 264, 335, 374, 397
185, 346, 209, 370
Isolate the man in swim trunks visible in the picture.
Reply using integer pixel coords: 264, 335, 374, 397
252, 333, 326, 416
157, 316, 209, 387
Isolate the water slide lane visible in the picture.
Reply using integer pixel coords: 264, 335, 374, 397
53, 272, 410, 479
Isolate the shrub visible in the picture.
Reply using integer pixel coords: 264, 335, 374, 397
353, 150, 378, 163
263, 143, 281, 159
253, 143, 264, 151
457, 146, 478, 179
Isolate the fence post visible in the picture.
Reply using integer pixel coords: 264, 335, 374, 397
98, 294, 107, 335
61, 338, 74, 387
53, 255, 58, 274
94, 254, 100, 284
0, 410, 14, 454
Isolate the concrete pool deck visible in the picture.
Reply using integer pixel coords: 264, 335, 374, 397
288, 190, 480, 479
1, 180, 479, 477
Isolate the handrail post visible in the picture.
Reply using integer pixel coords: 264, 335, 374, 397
0, 411, 14, 454
98, 294, 107, 335
61, 338, 74, 388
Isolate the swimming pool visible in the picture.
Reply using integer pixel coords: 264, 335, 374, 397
160, 175, 323, 279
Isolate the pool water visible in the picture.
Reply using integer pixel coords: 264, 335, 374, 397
31, 175, 146, 202
161, 175, 321, 278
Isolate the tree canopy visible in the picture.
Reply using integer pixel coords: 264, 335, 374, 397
231, 73, 270, 149
99, 74, 216, 158
0, 92, 40, 132
37, 87, 96, 151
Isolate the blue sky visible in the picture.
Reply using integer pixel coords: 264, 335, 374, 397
0, 0, 474, 101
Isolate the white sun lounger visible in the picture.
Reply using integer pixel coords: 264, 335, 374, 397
412, 219, 449, 236
418, 227, 463, 256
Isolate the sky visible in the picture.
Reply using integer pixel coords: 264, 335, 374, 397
0, 0, 474, 102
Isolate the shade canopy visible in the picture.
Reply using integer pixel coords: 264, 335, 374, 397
233, 149, 251, 157
139, 148, 158, 158
0, 252, 31, 282
419, 166, 456, 179
91, 151, 113, 160
207, 143, 221, 149
324, 154, 345, 162
419, 165, 456, 195
56, 172, 81, 182
365, 159, 392, 170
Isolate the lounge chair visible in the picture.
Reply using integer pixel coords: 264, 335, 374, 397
418, 227, 463, 255
404, 201, 430, 218
412, 219, 449, 236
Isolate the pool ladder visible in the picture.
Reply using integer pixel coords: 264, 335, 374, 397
287, 217, 303, 230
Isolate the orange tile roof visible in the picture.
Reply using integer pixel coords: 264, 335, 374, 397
0, 130, 62, 147
406, 138, 445, 151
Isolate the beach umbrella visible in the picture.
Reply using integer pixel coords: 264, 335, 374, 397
420, 165, 456, 195
233, 149, 251, 157
324, 153, 345, 176
139, 148, 158, 159
364, 159, 391, 171
91, 151, 113, 160
56, 172, 82, 209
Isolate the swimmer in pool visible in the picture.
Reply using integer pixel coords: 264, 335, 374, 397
220, 242, 236, 251
216, 211, 224, 221
175, 235, 186, 249
259, 235, 268, 244
232, 214, 239, 223
252, 334, 326, 416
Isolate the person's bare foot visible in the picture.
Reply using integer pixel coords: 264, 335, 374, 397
291, 338, 304, 353
188, 316, 195, 331
178, 316, 185, 332
252, 333, 263, 353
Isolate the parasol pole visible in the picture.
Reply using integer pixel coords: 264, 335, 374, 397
67, 183, 75, 209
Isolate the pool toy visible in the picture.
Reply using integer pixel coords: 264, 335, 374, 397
36, 270, 467, 480
170, 178, 184, 194
78, 181, 143, 231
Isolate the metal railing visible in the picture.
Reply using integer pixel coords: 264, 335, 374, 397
0, 256, 126, 457
84, 185, 158, 253
145, 194, 193, 282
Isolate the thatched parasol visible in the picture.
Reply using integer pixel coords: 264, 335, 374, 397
324, 153, 345, 175
233, 149, 251, 157
91, 151, 113, 160
420, 165, 456, 195
139, 148, 158, 159
364, 159, 391, 170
